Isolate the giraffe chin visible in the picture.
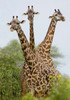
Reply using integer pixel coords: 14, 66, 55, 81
10, 28, 14, 32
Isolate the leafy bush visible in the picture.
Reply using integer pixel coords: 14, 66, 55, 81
0, 55, 21, 100
0, 40, 24, 67
22, 92, 49, 100
48, 76, 70, 100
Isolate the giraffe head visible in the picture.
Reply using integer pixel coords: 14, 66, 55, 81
49, 9, 65, 21
23, 6, 39, 21
7, 16, 25, 31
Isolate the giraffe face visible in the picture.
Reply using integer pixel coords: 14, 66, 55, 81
7, 16, 25, 31
23, 6, 39, 22
28, 9, 34, 21
49, 9, 65, 21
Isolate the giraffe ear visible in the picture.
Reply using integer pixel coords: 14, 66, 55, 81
7, 23, 11, 26
49, 16, 53, 18
20, 20, 26, 24
37, 12, 40, 14
33, 12, 40, 15
22, 13, 28, 16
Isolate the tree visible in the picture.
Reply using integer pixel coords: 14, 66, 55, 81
0, 40, 24, 68
50, 46, 63, 68
0, 40, 63, 68
0, 55, 21, 100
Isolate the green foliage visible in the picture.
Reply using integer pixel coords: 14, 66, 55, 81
48, 76, 70, 100
53, 60, 61, 68
50, 46, 64, 68
0, 40, 24, 67
22, 92, 49, 100
0, 55, 21, 100
50, 46, 63, 58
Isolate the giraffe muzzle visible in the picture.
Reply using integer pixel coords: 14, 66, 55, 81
62, 17, 65, 21
10, 28, 14, 32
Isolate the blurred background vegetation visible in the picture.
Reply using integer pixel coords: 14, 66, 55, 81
0, 40, 70, 100
0, 40, 63, 68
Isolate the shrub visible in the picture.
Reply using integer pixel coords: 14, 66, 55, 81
0, 55, 21, 100
48, 76, 70, 100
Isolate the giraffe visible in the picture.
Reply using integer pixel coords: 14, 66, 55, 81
21, 6, 39, 95
7, 16, 35, 94
36, 9, 65, 68
7, 16, 61, 97
7, 16, 30, 95
23, 5, 39, 52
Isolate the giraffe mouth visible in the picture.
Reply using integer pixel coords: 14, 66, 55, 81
10, 28, 14, 32
62, 17, 65, 21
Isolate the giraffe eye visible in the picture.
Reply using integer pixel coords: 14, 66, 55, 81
55, 14, 57, 16
17, 22, 19, 24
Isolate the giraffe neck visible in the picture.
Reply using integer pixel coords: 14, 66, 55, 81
45, 18, 57, 39
36, 18, 57, 68
43, 18, 57, 53
29, 20, 35, 53
16, 25, 36, 68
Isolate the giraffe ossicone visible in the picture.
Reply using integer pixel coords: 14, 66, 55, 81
7, 16, 25, 32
